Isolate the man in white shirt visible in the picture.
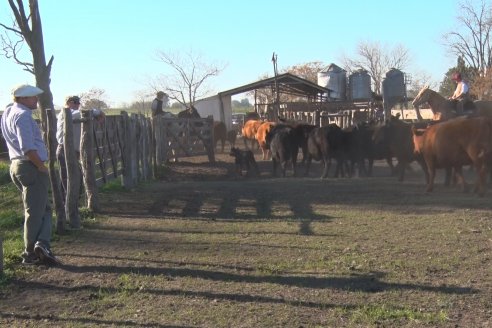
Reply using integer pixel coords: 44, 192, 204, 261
450, 72, 471, 114
56, 95, 104, 200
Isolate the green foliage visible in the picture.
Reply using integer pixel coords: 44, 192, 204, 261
439, 57, 478, 98
0, 210, 23, 230
232, 98, 253, 113
0, 162, 11, 185
99, 179, 126, 193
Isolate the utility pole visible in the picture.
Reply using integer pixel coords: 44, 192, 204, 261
271, 52, 279, 121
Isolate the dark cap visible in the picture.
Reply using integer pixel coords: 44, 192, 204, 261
65, 95, 81, 103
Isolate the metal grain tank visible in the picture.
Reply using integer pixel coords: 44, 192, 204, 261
348, 69, 372, 100
317, 63, 346, 101
382, 68, 407, 119
382, 68, 406, 100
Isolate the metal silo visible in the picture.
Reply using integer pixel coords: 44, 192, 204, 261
317, 63, 346, 101
348, 69, 372, 100
382, 68, 406, 99
382, 68, 408, 119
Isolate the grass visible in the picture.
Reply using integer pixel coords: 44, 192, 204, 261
0, 162, 106, 284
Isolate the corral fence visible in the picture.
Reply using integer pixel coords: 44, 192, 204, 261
267, 101, 384, 128
152, 116, 215, 165
0, 111, 214, 272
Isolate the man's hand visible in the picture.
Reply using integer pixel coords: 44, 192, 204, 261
38, 165, 49, 174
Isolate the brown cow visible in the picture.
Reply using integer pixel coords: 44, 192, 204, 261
213, 121, 227, 153
226, 130, 237, 148
412, 117, 492, 196
255, 121, 275, 160
241, 119, 262, 150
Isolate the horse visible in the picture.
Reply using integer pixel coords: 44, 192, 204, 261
412, 85, 492, 121
177, 105, 201, 119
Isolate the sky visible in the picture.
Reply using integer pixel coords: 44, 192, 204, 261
0, 0, 462, 109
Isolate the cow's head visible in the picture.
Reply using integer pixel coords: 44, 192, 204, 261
411, 126, 427, 154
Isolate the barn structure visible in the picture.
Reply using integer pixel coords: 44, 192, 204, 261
193, 73, 333, 129
192, 72, 387, 129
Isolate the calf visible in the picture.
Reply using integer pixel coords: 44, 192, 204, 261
229, 147, 260, 177
412, 116, 492, 196
213, 121, 227, 153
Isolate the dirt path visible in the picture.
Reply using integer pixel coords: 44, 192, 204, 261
1, 144, 491, 327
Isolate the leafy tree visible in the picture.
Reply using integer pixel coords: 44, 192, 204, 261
240, 98, 251, 107
339, 41, 411, 95
80, 88, 109, 110
283, 61, 327, 83
232, 98, 253, 112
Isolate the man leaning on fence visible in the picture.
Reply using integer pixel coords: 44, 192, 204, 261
0, 84, 60, 265
151, 91, 168, 117
56, 95, 105, 202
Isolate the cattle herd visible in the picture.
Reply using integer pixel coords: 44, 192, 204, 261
212, 113, 492, 197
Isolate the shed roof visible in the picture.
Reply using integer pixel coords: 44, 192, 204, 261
218, 72, 332, 99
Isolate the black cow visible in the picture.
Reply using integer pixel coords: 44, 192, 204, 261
371, 116, 416, 181
338, 122, 380, 178
305, 124, 344, 179
265, 124, 299, 177
277, 118, 316, 164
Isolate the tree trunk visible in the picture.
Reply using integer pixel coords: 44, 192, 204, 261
23, 0, 66, 232
45, 108, 65, 233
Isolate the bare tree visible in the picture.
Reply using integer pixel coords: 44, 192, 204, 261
0, 0, 66, 232
406, 70, 437, 98
443, 0, 492, 76
153, 49, 225, 107
339, 41, 411, 95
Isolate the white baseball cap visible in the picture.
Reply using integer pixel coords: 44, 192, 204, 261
12, 84, 44, 97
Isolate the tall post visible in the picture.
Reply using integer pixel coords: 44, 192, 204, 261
45, 108, 65, 233
81, 110, 99, 212
63, 108, 81, 229
272, 52, 280, 122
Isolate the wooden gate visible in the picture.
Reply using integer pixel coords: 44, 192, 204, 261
153, 116, 215, 164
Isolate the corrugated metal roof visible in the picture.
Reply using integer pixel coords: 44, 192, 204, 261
218, 73, 332, 98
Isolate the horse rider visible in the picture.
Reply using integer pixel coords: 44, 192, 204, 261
449, 72, 471, 115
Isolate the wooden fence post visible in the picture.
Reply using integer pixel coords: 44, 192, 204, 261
45, 108, 66, 233
81, 110, 99, 212
140, 116, 151, 181
154, 115, 165, 166
121, 112, 134, 189
130, 114, 138, 186
63, 108, 81, 229
150, 117, 157, 178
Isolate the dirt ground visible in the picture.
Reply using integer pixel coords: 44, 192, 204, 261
0, 137, 491, 327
